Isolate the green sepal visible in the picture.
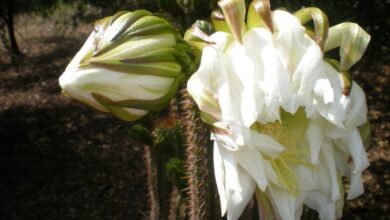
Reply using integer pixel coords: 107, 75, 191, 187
359, 121, 371, 149
199, 111, 219, 126
218, 0, 246, 44
325, 58, 352, 96
173, 41, 197, 75
247, 0, 274, 32
211, 10, 231, 33
93, 10, 178, 58
324, 22, 370, 70
194, 20, 215, 35
124, 16, 178, 37
94, 10, 153, 52
184, 20, 215, 59
109, 11, 129, 25
93, 16, 111, 34
294, 7, 329, 50
95, 48, 177, 65
90, 60, 181, 78
91, 93, 145, 121
94, 24, 177, 58
121, 47, 176, 63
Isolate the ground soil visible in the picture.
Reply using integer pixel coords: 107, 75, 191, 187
0, 12, 389, 219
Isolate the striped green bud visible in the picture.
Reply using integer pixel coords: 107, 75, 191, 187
59, 10, 192, 121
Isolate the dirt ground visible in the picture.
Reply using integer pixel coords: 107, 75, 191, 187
0, 12, 389, 219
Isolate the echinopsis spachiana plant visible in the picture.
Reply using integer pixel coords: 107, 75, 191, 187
59, 10, 192, 121
59, 1, 372, 220
185, 0, 371, 219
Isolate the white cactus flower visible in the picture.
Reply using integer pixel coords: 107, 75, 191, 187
185, 0, 371, 219
60, 10, 192, 121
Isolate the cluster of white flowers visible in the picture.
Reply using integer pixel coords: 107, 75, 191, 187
186, 0, 371, 219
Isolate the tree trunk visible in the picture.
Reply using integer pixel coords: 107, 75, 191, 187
1, 0, 22, 56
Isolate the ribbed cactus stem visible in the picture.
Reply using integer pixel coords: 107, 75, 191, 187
168, 187, 187, 220
150, 99, 185, 220
180, 88, 218, 220
144, 144, 160, 220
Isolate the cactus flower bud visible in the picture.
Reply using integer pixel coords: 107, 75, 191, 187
59, 10, 192, 121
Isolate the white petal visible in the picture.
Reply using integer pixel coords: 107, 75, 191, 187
273, 10, 312, 74
63, 33, 95, 71
347, 129, 370, 173
251, 131, 285, 159
313, 78, 334, 104
347, 172, 364, 200
294, 165, 317, 191
187, 73, 222, 122
322, 140, 341, 201
235, 149, 268, 191
196, 46, 219, 91
217, 57, 242, 124
213, 141, 227, 216
197, 32, 230, 92
344, 82, 368, 130
304, 191, 337, 220
61, 67, 173, 102
294, 44, 324, 98
314, 62, 351, 126
262, 160, 284, 188
246, 28, 289, 122
333, 146, 349, 176
216, 146, 257, 220
282, 95, 301, 114
220, 147, 244, 192
212, 133, 240, 151
346, 129, 369, 199
324, 120, 348, 139
267, 185, 302, 220
231, 45, 259, 126
305, 122, 324, 164
226, 177, 256, 220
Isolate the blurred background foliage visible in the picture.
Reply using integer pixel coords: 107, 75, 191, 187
0, 0, 388, 58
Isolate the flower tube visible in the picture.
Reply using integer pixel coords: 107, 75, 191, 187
185, 0, 371, 219
60, 10, 192, 121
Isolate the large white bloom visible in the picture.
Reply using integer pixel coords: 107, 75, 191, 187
186, 0, 370, 219
60, 10, 190, 121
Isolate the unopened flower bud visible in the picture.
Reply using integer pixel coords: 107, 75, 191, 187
60, 10, 192, 121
